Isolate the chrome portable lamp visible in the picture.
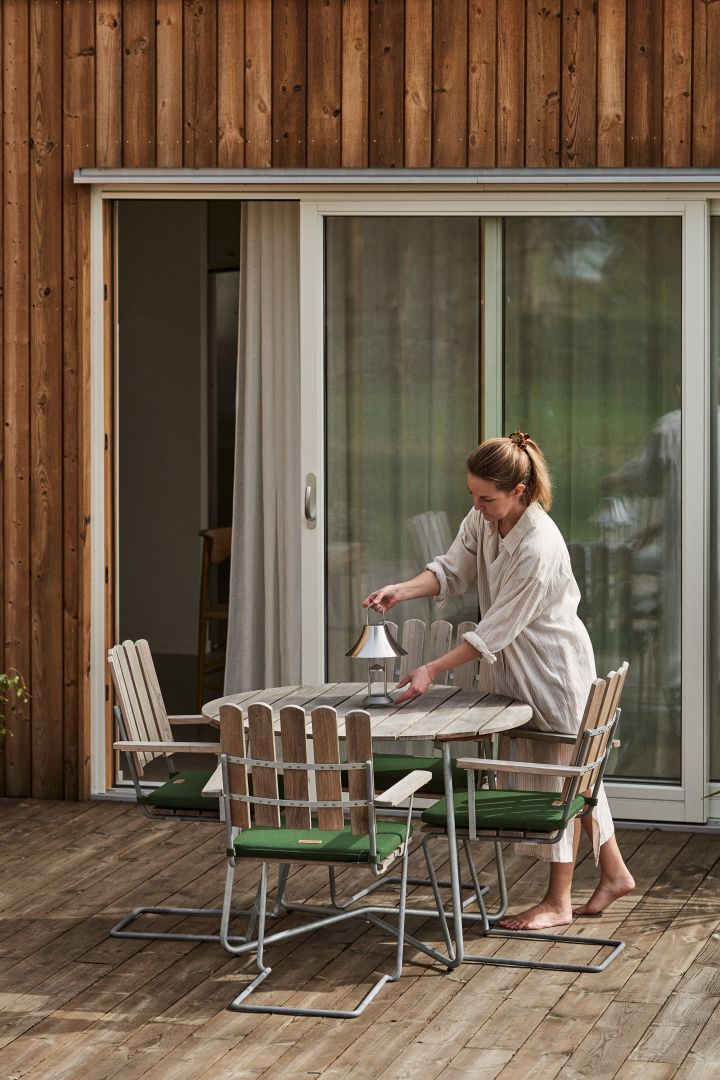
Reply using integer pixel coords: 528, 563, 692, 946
346, 611, 407, 707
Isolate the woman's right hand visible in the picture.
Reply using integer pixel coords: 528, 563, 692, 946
362, 585, 403, 614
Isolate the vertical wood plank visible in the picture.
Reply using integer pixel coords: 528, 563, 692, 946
562, 0, 597, 167
3, 0, 31, 797
663, 0, 692, 167
218, 0, 245, 167
311, 706, 344, 831
626, 0, 663, 166
220, 703, 250, 830
345, 711, 372, 836
273, 0, 307, 167
30, 0, 64, 798
156, 0, 183, 167
468, 0, 497, 167
279, 705, 311, 830
404, 0, 432, 167
307, 0, 342, 167
597, 0, 626, 167
184, 0, 218, 167
341, 0, 369, 166
526, 0, 561, 167
62, 0, 95, 800
433, 0, 468, 167
427, 620, 453, 684
244, 0, 272, 167
95, 2, 122, 168
122, 0, 155, 167
497, 0, 525, 167
692, 0, 720, 167
248, 703, 280, 828
369, 0, 404, 167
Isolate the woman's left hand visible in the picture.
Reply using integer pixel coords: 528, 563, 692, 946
394, 664, 433, 705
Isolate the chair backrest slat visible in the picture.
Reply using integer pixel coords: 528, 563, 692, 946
311, 706, 344, 831
561, 662, 629, 801
123, 640, 164, 744
427, 620, 453, 684
385, 620, 399, 681
345, 710, 372, 835
585, 663, 628, 790
398, 619, 425, 679
135, 639, 172, 741
248, 703, 280, 828
280, 705, 311, 830
109, 645, 153, 770
220, 703, 250, 829
453, 622, 479, 688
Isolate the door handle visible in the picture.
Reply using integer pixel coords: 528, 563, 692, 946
304, 472, 317, 529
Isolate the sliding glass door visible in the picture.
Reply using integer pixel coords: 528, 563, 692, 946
298, 197, 706, 825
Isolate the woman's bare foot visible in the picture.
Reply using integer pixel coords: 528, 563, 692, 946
572, 871, 635, 916
498, 901, 573, 931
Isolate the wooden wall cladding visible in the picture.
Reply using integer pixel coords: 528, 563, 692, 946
1, 0, 719, 798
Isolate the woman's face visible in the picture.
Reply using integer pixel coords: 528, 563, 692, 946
467, 472, 525, 523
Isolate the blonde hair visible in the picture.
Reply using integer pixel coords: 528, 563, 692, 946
466, 433, 552, 510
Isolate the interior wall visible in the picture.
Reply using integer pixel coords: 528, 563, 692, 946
118, 201, 207, 655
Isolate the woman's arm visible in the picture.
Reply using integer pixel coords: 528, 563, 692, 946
363, 569, 440, 613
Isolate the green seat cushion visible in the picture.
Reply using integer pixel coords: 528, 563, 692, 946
142, 769, 218, 813
142, 770, 284, 814
232, 819, 410, 865
421, 788, 588, 833
371, 753, 467, 797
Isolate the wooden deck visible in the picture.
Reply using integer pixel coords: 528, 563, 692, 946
0, 799, 719, 1080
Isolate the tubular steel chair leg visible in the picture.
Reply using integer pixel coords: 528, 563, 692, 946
110, 902, 251, 944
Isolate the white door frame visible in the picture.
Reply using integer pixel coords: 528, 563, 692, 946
89, 184, 710, 826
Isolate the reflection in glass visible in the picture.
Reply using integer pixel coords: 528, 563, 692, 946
504, 217, 682, 782
325, 218, 481, 680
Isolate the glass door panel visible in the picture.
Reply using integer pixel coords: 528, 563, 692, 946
324, 217, 482, 679
503, 216, 683, 782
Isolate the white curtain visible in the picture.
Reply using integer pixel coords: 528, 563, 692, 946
224, 202, 301, 692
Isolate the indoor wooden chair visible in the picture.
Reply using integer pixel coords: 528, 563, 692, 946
420, 663, 629, 974
196, 526, 232, 710
217, 701, 433, 1018
108, 638, 251, 943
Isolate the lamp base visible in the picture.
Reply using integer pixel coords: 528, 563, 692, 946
362, 692, 394, 707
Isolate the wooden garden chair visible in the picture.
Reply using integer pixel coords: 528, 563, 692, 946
217, 701, 433, 1017
108, 639, 251, 943
420, 663, 629, 973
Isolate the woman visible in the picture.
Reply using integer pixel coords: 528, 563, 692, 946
364, 432, 634, 930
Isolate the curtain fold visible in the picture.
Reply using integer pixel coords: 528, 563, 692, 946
224, 202, 301, 693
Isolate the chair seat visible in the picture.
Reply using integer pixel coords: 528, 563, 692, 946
142, 769, 220, 814
232, 819, 411, 865
371, 752, 466, 796
421, 788, 589, 833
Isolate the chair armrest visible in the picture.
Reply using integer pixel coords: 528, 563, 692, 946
505, 726, 576, 746
168, 715, 215, 725
201, 764, 223, 797
456, 756, 587, 778
113, 740, 222, 755
375, 770, 433, 807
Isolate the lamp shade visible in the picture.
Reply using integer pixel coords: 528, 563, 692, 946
346, 617, 406, 660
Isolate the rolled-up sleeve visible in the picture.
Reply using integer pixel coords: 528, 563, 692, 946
463, 549, 552, 664
426, 510, 479, 604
